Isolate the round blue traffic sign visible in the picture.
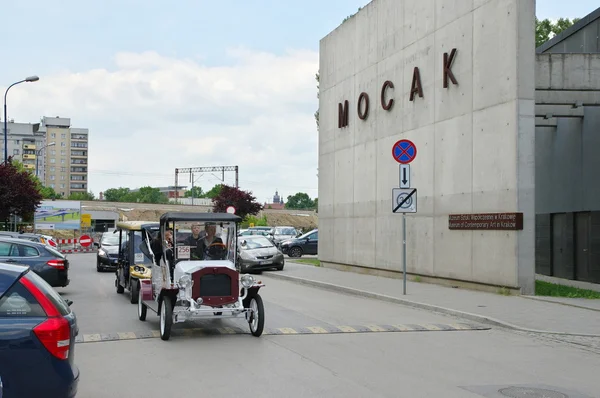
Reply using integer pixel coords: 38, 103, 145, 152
392, 139, 417, 164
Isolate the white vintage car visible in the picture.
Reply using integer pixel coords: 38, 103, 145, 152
136, 212, 266, 341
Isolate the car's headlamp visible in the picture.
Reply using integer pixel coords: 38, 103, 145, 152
133, 266, 146, 273
178, 274, 192, 289
241, 274, 254, 288
98, 249, 106, 256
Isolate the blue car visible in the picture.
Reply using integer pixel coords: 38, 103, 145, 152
0, 262, 79, 397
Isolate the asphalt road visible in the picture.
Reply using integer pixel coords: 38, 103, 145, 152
59, 253, 600, 398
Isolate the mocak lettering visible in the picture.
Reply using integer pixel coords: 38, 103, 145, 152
337, 48, 458, 128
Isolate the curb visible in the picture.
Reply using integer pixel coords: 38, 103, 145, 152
263, 272, 600, 338
519, 295, 600, 313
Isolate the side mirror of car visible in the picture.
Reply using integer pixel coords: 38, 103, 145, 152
93, 242, 99, 248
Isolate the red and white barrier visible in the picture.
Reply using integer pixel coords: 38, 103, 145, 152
56, 236, 97, 254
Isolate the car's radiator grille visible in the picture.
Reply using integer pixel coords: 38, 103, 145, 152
199, 274, 232, 296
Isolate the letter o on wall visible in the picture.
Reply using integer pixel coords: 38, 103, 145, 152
381, 80, 394, 111
357, 92, 369, 120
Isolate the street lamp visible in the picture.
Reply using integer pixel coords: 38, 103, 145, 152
36, 141, 55, 178
3, 75, 40, 164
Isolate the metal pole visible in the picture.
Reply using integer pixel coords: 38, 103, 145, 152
35, 151, 39, 177
402, 213, 407, 295
191, 172, 194, 205
3, 103, 7, 164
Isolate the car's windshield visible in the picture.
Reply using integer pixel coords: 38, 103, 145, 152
297, 230, 316, 239
170, 220, 237, 262
240, 236, 274, 249
275, 227, 296, 235
101, 233, 122, 245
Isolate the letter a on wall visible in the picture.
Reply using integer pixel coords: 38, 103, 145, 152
409, 67, 424, 101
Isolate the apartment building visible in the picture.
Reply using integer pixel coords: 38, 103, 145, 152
39, 116, 89, 197
1, 121, 47, 177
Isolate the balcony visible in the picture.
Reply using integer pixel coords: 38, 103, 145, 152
71, 167, 87, 173
23, 164, 35, 170
22, 144, 36, 150
71, 159, 87, 165
70, 184, 87, 190
71, 151, 87, 157
22, 154, 36, 160
71, 134, 88, 141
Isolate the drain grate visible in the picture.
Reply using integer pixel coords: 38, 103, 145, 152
498, 387, 568, 398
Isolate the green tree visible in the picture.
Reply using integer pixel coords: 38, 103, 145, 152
103, 187, 132, 202
68, 191, 95, 201
10, 159, 62, 199
314, 198, 318, 213
135, 186, 169, 204
285, 192, 315, 210
536, 17, 580, 47
184, 186, 204, 198
204, 184, 223, 199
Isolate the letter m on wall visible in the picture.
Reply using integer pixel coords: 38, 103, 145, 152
338, 100, 349, 128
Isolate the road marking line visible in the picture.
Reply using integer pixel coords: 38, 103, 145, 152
278, 328, 298, 334
365, 324, 387, 332
421, 324, 443, 331
117, 332, 137, 340
74, 323, 491, 343
307, 326, 329, 334
83, 334, 101, 342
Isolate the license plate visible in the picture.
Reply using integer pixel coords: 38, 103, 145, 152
259, 260, 272, 265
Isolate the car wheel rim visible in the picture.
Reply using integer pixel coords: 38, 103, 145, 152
250, 298, 259, 331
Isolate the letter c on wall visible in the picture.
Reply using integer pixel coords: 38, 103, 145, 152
357, 92, 369, 120
381, 80, 394, 111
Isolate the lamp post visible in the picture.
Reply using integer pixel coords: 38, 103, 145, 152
3, 75, 39, 164
36, 141, 55, 178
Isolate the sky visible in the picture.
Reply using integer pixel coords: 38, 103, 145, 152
0, 0, 595, 204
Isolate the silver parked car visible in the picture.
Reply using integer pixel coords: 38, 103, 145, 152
271, 226, 299, 246
236, 235, 284, 272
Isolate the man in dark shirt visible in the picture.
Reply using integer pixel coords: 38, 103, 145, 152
184, 223, 205, 259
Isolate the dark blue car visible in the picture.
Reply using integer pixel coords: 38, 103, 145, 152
0, 262, 79, 397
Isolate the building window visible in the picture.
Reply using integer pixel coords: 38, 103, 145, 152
61, 142, 66, 147
50, 183, 55, 188
13, 149, 19, 155
50, 133, 55, 138
60, 184, 65, 189
61, 150, 66, 155
61, 175, 65, 180
61, 133, 66, 139
50, 167, 55, 172
50, 175, 55, 180
60, 167, 66, 172
50, 158, 56, 163
61, 159, 65, 164
51, 150, 56, 155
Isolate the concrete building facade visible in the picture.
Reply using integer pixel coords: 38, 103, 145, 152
38, 116, 89, 197
1, 122, 46, 176
318, 0, 537, 292
534, 10, 600, 285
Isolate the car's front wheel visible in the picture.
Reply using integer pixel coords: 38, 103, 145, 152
160, 296, 173, 341
248, 294, 265, 337
289, 247, 303, 258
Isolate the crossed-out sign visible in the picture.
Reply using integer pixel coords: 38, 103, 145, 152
392, 139, 417, 164
392, 188, 417, 213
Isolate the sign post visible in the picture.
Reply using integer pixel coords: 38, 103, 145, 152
392, 139, 417, 295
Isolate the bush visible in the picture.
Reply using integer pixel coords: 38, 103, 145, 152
240, 215, 268, 229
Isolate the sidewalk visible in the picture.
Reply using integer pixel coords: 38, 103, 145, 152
261, 261, 600, 337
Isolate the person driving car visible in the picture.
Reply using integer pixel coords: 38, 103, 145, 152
184, 223, 204, 259
192, 223, 224, 260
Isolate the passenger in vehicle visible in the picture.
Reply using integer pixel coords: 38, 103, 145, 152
184, 223, 204, 259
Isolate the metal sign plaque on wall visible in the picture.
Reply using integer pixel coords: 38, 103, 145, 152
448, 213, 524, 230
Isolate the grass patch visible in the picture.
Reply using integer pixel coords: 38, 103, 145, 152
497, 287, 511, 296
293, 258, 321, 267
535, 280, 600, 299
413, 275, 422, 283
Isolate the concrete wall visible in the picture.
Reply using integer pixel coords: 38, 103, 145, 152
318, 0, 536, 292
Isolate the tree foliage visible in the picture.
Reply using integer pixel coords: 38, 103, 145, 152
0, 158, 43, 223
212, 185, 262, 220
68, 191, 95, 201
536, 17, 580, 47
103, 186, 168, 203
9, 159, 62, 200
315, 72, 320, 131
285, 192, 316, 210
184, 186, 204, 198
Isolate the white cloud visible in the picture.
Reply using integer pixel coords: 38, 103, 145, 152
3, 47, 320, 204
